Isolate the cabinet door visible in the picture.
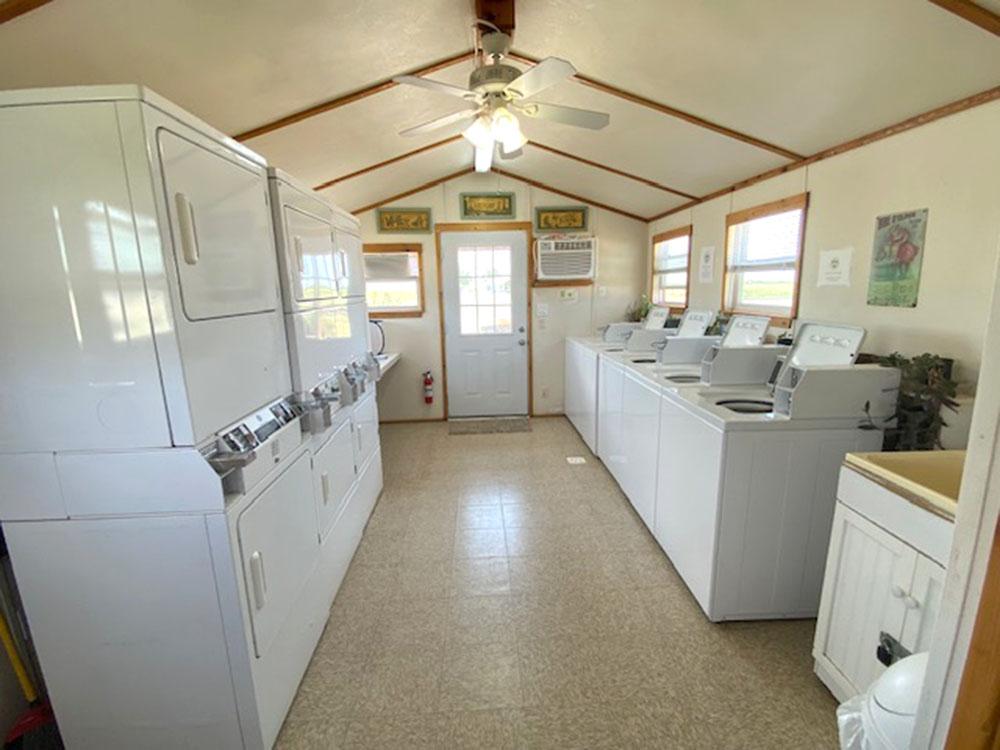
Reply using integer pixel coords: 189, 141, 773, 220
815, 504, 916, 694
158, 130, 276, 320
283, 206, 337, 303
237, 453, 319, 658
899, 554, 947, 654
334, 228, 366, 298
312, 419, 357, 540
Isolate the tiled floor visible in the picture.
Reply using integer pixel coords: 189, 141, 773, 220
277, 417, 838, 749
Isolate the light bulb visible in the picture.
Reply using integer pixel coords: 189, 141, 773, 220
462, 116, 494, 149
474, 142, 494, 173
491, 107, 527, 155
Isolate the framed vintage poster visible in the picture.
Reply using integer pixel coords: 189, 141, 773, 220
377, 207, 432, 234
535, 206, 588, 232
460, 192, 515, 219
867, 208, 928, 307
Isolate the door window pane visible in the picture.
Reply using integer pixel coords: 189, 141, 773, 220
455, 245, 514, 335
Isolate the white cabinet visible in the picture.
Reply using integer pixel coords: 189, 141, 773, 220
621, 369, 661, 530
814, 485, 953, 702
597, 356, 625, 484
564, 339, 599, 454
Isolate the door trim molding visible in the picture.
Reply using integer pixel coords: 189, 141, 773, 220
434, 221, 534, 419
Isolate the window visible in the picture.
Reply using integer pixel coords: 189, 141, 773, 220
457, 245, 513, 335
362, 243, 424, 317
723, 193, 808, 323
650, 226, 692, 309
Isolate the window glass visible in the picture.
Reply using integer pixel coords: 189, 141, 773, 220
363, 248, 422, 314
651, 231, 690, 307
458, 245, 514, 335
724, 202, 805, 319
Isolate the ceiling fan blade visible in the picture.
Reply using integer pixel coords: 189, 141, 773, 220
399, 108, 479, 137
393, 75, 479, 101
503, 57, 576, 100
514, 101, 610, 130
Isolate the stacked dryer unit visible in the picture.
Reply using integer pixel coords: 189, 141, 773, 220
267, 168, 383, 612
0, 86, 375, 750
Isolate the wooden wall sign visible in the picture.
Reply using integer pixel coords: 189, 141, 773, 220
460, 192, 516, 219
535, 206, 588, 232
377, 207, 432, 233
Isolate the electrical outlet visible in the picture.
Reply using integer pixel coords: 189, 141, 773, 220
541, 387, 550, 399
597, 286, 608, 297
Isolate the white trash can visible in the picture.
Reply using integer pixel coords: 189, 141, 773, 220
837, 652, 929, 750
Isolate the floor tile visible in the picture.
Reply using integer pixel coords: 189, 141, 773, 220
287, 418, 839, 748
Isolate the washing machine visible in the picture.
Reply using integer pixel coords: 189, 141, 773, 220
653, 323, 901, 622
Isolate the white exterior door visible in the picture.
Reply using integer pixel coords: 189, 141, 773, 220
441, 230, 529, 417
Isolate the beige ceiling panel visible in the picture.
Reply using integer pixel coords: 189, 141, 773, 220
515, 0, 1000, 155
515, 81, 789, 197
0, 0, 474, 134
319, 138, 472, 212
500, 147, 686, 219
245, 61, 481, 186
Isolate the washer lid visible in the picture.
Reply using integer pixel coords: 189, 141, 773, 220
785, 322, 866, 368
873, 652, 930, 716
721, 315, 770, 348
676, 309, 717, 338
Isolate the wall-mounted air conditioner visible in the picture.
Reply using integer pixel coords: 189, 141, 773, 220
535, 236, 597, 281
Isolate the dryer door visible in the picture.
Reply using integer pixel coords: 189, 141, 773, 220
283, 205, 338, 304
312, 419, 357, 540
333, 228, 366, 299
158, 129, 277, 320
237, 452, 319, 658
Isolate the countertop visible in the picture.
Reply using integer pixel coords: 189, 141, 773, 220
844, 450, 965, 521
376, 352, 400, 375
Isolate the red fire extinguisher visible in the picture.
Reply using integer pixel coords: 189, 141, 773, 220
422, 370, 434, 404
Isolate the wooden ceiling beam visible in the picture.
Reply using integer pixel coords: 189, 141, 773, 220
648, 84, 1000, 222
475, 0, 515, 34
351, 167, 474, 214
235, 49, 475, 142
525, 141, 699, 200
491, 167, 649, 222
507, 50, 804, 162
928, 0, 1000, 36
0, 0, 54, 25
314, 135, 463, 190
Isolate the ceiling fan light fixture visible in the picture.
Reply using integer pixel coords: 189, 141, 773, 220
491, 107, 526, 155
462, 116, 493, 149
474, 142, 494, 173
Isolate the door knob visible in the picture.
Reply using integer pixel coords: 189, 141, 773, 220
518, 339, 526, 346
518, 326, 525, 333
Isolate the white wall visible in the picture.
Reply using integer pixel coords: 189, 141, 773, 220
650, 100, 1000, 387
358, 171, 648, 421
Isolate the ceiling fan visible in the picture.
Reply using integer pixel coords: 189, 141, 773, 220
393, 30, 610, 172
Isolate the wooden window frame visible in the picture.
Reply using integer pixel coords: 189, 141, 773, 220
650, 225, 693, 314
722, 192, 809, 329
362, 242, 425, 318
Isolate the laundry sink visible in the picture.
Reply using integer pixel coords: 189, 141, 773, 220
844, 450, 965, 519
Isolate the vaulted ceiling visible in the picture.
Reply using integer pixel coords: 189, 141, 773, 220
1, 0, 998, 220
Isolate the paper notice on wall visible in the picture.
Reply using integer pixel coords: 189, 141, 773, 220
698, 247, 715, 283
817, 247, 853, 287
